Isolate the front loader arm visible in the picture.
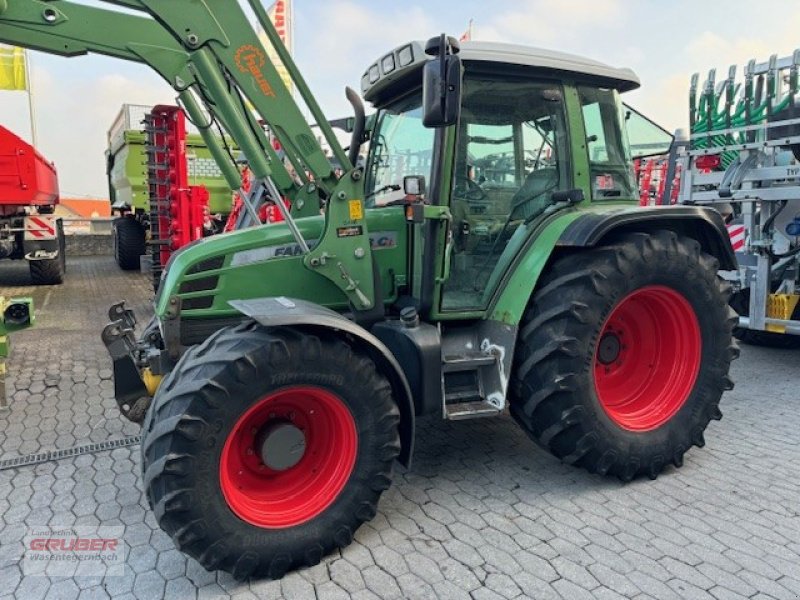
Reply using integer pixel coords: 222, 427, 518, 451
101, 0, 346, 197
132, 0, 375, 309
0, 0, 319, 199
0, 0, 377, 311
0, 0, 183, 71
0, 0, 250, 191
105, 0, 350, 195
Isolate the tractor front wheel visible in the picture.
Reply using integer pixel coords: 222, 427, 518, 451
511, 231, 739, 481
141, 322, 400, 579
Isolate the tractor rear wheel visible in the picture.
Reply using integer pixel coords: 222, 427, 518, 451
141, 321, 400, 579
510, 231, 739, 481
113, 217, 145, 271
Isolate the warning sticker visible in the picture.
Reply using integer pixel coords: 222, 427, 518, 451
348, 200, 364, 221
24, 216, 57, 241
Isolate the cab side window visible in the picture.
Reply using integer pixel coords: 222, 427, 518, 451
579, 86, 637, 199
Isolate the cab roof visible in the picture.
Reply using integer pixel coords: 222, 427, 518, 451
361, 40, 640, 106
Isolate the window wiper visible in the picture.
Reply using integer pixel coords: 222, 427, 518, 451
469, 135, 513, 145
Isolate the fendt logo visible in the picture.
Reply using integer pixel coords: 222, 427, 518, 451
234, 44, 276, 98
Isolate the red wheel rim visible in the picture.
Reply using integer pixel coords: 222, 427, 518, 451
593, 286, 701, 432
220, 386, 357, 528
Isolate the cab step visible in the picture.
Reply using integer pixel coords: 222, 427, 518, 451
442, 353, 497, 372
445, 400, 502, 420
442, 350, 504, 420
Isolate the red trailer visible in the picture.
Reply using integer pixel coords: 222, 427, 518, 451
0, 126, 65, 284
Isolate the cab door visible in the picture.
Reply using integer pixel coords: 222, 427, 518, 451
438, 71, 573, 313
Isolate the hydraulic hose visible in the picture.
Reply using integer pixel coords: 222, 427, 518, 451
762, 200, 787, 235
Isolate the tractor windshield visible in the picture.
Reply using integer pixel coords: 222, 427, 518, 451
365, 94, 435, 206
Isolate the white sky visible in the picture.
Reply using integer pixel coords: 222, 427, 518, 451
1, 0, 800, 198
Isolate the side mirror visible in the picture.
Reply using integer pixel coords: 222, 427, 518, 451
422, 34, 462, 128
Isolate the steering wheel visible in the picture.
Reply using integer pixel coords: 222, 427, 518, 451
455, 176, 489, 202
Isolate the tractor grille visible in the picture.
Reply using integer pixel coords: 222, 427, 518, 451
187, 256, 225, 274
179, 275, 219, 294
182, 296, 214, 310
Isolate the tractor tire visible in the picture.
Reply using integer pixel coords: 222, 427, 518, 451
729, 290, 800, 349
29, 220, 66, 285
141, 321, 401, 579
113, 217, 146, 271
510, 230, 739, 481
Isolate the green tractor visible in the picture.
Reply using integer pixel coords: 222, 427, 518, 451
1, 0, 738, 579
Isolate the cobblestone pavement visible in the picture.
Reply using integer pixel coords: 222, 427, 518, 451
1, 256, 799, 600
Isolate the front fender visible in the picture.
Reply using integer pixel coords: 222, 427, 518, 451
229, 297, 416, 467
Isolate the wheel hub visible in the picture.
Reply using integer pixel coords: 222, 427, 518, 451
219, 386, 358, 528
593, 286, 702, 432
257, 421, 306, 471
597, 332, 622, 365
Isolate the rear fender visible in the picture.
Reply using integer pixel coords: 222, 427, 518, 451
488, 206, 735, 329
229, 297, 416, 467
556, 206, 737, 270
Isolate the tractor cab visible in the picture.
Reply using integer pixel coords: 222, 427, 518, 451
361, 40, 643, 315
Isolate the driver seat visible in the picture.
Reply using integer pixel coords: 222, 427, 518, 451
509, 168, 559, 221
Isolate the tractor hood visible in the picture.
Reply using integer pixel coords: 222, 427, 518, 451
155, 207, 408, 320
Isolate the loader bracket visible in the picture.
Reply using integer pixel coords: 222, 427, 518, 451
102, 304, 150, 424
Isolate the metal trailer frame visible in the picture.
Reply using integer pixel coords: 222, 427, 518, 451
676, 81, 800, 337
